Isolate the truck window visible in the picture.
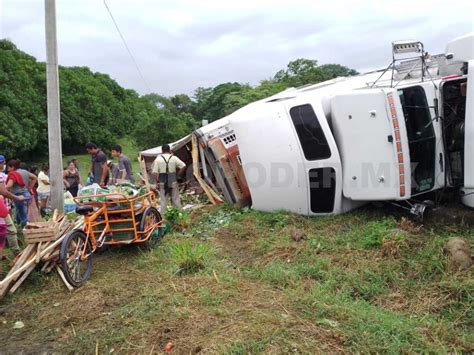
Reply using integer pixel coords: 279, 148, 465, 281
309, 168, 335, 213
398, 86, 436, 194
290, 104, 331, 160
442, 79, 466, 186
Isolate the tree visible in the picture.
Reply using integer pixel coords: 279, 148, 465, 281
170, 94, 193, 114
0, 39, 149, 158
0, 39, 360, 159
190, 83, 250, 122
274, 58, 358, 87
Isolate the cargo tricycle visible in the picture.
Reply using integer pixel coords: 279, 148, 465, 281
59, 190, 163, 287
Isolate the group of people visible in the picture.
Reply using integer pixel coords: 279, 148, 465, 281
0, 142, 187, 271
85, 142, 188, 213
85, 143, 134, 187
0, 143, 134, 267
0, 156, 34, 269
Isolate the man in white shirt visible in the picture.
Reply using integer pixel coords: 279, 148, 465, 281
152, 144, 186, 212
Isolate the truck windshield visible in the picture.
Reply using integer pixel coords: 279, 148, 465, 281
398, 86, 436, 194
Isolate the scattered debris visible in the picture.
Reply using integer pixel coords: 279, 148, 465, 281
0, 211, 83, 298
444, 237, 473, 271
164, 342, 174, 352
13, 321, 24, 329
290, 228, 306, 242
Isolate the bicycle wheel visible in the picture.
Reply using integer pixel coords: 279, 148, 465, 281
139, 207, 163, 251
59, 230, 93, 287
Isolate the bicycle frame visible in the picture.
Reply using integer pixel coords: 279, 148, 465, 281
73, 191, 161, 259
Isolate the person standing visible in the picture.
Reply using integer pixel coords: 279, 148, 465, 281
0, 156, 21, 255
63, 160, 81, 197
0, 197, 9, 268
5, 159, 36, 227
71, 158, 80, 171
85, 143, 109, 187
29, 166, 39, 208
111, 145, 134, 184
152, 144, 186, 212
37, 164, 51, 211
107, 160, 119, 185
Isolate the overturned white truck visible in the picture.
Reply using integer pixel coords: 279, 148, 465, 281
141, 33, 473, 218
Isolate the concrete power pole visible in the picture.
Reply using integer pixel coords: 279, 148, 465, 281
45, 0, 64, 212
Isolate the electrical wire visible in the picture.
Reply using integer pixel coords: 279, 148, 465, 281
102, 0, 151, 93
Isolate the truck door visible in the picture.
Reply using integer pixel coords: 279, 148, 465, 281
330, 88, 411, 201
286, 102, 343, 214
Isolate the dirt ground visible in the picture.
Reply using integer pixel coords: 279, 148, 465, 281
0, 205, 473, 353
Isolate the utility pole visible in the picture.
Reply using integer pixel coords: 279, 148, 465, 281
45, 0, 63, 212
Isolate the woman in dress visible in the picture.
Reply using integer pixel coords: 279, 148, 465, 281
63, 160, 81, 197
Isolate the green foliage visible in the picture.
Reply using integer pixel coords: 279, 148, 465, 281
170, 240, 211, 275
1, 38, 359, 158
349, 218, 398, 248
189, 59, 358, 123
131, 95, 196, 150
274, 58, 358, 87
274, 58, 359, 87
164, 207, 189, 224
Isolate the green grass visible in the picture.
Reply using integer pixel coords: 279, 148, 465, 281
0, 205, 472, 353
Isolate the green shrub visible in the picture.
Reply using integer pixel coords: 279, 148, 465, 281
170, 240, 210, 275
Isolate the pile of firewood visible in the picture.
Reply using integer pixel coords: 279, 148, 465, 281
0, 211, 83, 298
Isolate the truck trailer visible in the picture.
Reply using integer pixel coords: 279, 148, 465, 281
141, 33, 473, 218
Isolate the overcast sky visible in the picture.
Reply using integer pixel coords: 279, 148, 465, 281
1, 0, 473, 96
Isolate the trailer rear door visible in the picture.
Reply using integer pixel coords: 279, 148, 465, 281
330, 88, 411, 200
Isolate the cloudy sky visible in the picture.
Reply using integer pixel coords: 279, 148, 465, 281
0, 0, 472, 96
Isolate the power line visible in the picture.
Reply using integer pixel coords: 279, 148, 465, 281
103, 0, 152, 93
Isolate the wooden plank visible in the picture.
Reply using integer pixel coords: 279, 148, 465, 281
9, 264, 36, 294
41, 260, 51, 272
24, 236, 58, 244
35, 242, 42, 263
7, 245, 36, 278
0, 233, 69, 289
0, 217, 83, 298
56, 266, 74, 291
139, 157, 156, 208
52, 209, 59, 222
39, 241, 55, 261
191, 135, 224, 205
138, 157, 151, 193
0, 247, 37, 298
43, 261, 56, 274
23, 227, 57, 236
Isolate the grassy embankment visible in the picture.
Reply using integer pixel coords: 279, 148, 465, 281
0, 204, 472, 353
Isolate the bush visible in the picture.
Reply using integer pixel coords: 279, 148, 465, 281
170, 240, 210, 275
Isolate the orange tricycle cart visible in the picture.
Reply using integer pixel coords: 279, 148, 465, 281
59, 191, 163, 287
